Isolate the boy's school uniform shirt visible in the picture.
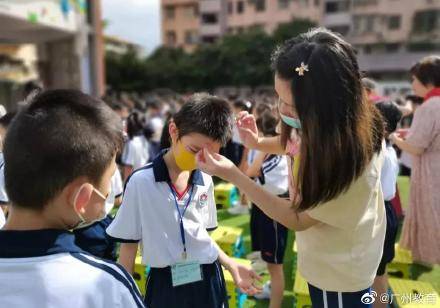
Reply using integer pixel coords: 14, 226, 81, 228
0, 209, 4, 229
0, 229, 145, 308
257, 154, 289, 196
381, 144, 399, 201
105, 168, 123, 214
107, 150, 219, 267
121, 135, 150, 170
0, 154, 8, 204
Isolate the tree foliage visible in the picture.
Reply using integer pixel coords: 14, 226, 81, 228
105, 19, 317, 93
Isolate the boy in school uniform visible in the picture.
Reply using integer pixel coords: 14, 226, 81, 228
0, 90, 145, 308
246, 111, 289, 308
73, 168, 123, 260
373, 101, 402, 308
107, 93, 261, 308
0, 112, 16, 225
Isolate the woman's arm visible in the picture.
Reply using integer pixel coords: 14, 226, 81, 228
255, 136, 285, 155
390, 134, 424, 156
197, 149, 319, 231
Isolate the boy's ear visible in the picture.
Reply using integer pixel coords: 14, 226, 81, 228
71, 183, 94, 215
168, 121, 179, 144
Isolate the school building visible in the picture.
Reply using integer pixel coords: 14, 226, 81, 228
161, 0, 439, 96
0, 0, 105, 110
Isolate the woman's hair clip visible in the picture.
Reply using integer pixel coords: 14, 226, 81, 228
295, 62, 309, 76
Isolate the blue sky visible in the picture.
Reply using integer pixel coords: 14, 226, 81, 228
102, 0, 161, 55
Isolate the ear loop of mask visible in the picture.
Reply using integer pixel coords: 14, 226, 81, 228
73, 184, 88, 224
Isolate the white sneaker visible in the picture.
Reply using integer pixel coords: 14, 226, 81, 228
254, 281, 271, 300
227, 204, 249, 215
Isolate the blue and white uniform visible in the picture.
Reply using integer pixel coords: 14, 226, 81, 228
0, 229, 145, 308
107, 150, 227, 308
251, 154, 289, 264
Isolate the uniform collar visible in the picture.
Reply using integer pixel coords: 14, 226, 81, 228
0, 229, 83, 258
152, 149, 204, 186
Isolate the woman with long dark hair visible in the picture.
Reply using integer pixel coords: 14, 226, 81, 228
196, 28, 385, 307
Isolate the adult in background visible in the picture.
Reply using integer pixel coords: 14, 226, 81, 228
390, 55, 440, 265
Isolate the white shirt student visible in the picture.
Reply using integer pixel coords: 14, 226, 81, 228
381, 144, 400, 201
121, 135, 150, 179
107, 152, 218, 267
105, 168, 123, 214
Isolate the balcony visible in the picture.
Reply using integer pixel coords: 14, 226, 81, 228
200, 0, 222, 13
162, 0, 197, 5
323, 12, 351, 27
200, 23, 223, 36
357, 51, 433, 73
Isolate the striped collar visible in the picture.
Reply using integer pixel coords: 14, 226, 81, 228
0, 229, 84, 258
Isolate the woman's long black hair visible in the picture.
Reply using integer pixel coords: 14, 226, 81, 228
272, 28, 384, 211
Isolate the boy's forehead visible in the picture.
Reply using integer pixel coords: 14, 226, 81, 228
181, 133, 221, 150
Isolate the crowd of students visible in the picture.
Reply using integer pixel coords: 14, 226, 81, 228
0, 28, 438, 308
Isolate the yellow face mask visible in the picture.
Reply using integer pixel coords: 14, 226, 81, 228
174, 142, 197, 171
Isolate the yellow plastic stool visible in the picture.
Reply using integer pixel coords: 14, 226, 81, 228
389, 278, 440, 307
293, 271, 312, 308
388, 244, 413, 279
210, 226, 244, 257
214, 182, 238, 208
223, 258, 251, 308
132, 255, 147, 296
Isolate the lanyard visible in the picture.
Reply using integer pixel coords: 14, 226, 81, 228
168, 183, 194, 260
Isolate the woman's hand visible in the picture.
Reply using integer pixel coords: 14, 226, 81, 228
196, 148, 238, 182
236, 111, 259, 149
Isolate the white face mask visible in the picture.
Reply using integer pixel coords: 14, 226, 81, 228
72, 186, 108, 230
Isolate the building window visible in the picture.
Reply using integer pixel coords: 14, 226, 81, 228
237, 1, 245, 14
255, 0, 266, 12
299, 0, 309, 7
365, 15, 375, 32
388, 15, 401, 30
165, 31, 176, 46
185, 30, 198, 45
325, 1, 349, 13
202, 36, 218, 44
164, 6, 175, 20
412, 10, 439, 33
228, 1, 233, 14
183, 5, 197, 19
278, 0, 290, 9
353, 0, 378, 6
201, 13, 219, 24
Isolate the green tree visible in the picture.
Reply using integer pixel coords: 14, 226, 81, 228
272, 18, 317, 44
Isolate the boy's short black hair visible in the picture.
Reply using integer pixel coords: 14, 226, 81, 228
173, 93, 233, 146
375, 101, 402, 136
233, 99, 253, 113
256, 111, 278, 137
4, 89, 123, 210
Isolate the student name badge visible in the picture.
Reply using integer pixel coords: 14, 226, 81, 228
171, 261, 202, 287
